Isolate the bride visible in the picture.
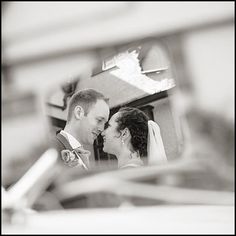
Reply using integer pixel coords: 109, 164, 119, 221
101, 107, 167, 169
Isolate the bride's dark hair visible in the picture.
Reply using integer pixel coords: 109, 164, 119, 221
115, 107, 149, 157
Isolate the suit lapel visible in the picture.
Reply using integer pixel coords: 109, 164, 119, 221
56, 133, 90, 170
56, 133, 73, 151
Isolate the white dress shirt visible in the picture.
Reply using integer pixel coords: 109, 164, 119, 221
60, 130, 81, 149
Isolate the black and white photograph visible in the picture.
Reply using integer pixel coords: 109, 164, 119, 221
2, 2, 234, 234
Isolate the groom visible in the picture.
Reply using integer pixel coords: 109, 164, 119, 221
53, 88, 110, 171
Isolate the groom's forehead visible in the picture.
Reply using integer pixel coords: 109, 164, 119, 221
89, 100, 109, 119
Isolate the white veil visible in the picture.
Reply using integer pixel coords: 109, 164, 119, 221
147, 120, 167, 164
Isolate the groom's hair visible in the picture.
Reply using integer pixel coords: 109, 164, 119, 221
116, 107, 149, 157
67, 89, 109, 122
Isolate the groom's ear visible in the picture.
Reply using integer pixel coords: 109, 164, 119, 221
74, 105, 84, 120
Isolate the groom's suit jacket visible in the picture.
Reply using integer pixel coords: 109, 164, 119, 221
53, 131, 90, 170
40, 132, 91, 207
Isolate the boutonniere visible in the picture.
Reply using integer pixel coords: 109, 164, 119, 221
61, 149, 79, 167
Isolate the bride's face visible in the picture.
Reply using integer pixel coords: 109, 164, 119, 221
101, 112, 122, 155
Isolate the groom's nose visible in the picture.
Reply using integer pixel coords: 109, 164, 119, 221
98, 121, 107, 133
97, 125, 104, 134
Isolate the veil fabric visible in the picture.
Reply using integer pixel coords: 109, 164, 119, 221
147, 120, 167, 164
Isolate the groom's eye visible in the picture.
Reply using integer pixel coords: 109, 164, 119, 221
96, 118, 103, 123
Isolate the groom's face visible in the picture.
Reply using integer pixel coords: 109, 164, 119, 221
79, 99, 110, 145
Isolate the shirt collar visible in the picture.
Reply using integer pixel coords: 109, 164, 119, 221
60, 130, 82, 149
